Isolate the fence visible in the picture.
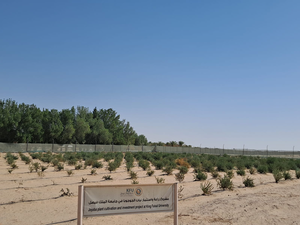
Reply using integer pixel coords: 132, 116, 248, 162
0, 142, 299, 158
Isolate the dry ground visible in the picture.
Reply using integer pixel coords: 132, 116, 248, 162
1, 153, 300, 225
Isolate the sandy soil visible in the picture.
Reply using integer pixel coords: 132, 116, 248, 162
1, 153, 300, 225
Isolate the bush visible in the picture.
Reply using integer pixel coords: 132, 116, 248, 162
273, 170, 283, 183
217, 162, 227, 172
132, 179, 139, 184
126, 160, 134, 172
249, 167, 257, 175
175, 173, 185, 183
56, 163, 64, 171
107, 162, 117, 173
139, 160, 150, 171
175, 158, 190, 168
194, 171, 207, 181
295, 170, 300, 179
75, 164, 83, 170
217, 175, 233, 190
51, 159, 59, 167
283, 171, 292, 180
154, 160, 164, 170
226, 170, 234, 179
146, 170, 155, 176
243, 176, 255, 187
81, 177, 87, 183
257, 165, 268, 174
155, 177, 165, 184
67, 158, 78, 166
90, 169, 97, 175
200, 181, 214, 195
236, 169, 246, 176
162, 166, 173, 175
190, 160, 200, 168
40, 165, 48, 172
32, 162, 40, 172
211, 170, 220, 179
202, 161, 214, 172
11, 163, 18, 169
178, 166, 189, 174
103, 175, 113, 180
129, 171, 138, 180
92, 161, 103, 169
66, 170, 73, 176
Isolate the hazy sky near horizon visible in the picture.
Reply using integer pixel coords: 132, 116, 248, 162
1, 1, 300, 150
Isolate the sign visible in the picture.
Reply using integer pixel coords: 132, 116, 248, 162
77, 183, 178, 225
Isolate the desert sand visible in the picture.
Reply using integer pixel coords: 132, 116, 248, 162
1, 153, 300, 225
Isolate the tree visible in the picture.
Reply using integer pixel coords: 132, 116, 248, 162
74, 117, 90, 143
135, 134, 148, 146
0, 99, 21, 142
179, 141, 185, 146
60, 120, 75, 143
123, 122, 136, 145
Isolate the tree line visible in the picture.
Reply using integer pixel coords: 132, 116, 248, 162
0, 99, 148, 145
0, 99, 190, 147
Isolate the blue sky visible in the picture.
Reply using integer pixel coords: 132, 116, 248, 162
1, 1, 300, 150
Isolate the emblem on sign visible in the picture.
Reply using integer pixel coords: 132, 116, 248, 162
135, 187, 143, 196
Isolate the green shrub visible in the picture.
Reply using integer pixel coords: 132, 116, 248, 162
217, 175, 233, 190
8, 169, 13, 174
56, 163, 64, 171
132, 179, 139, 184
107, 162, 117, 173
226, 162, 234, 170
66, 170, 74, 176
236, 169, 246, 176
200, 181, 214, 195
217, 162, 227, 172
81, 177, 87, 183
103, 175, 113, 180
32, 162, 40, 172
75, 164, 83, 170
162, 166, 173, 175
283, 171, 292, 180
154, 160, 164, 170
211, 170, 220, 179
90, 169, 97, 175
202, 161, 214, 172
11, 163, 18, 169
67, 158, 78, 166
146, 170, 155, 176
190, 160, 200, 168
257, 165, 268, 174
129, 171, 138, 179
178, 166, 189, 174
243, 176, 255, 187
84, 158, 94, 167
194, 171, 207, 181
226, 170, 234, 179
155, 177, 165, 184
126, 161, 134, 172
92, 161, 103, 168
139, 160, 150, 171
175, 172, 185, 183
51, 159, 59, 167
273, 170, 283, 183
295, 170, 300, 179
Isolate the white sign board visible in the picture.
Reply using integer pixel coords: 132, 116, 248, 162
77, 183, 178, 225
